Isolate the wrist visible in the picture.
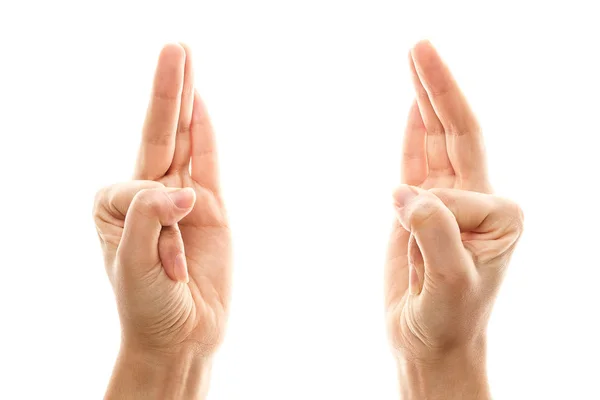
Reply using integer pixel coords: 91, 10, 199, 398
396, 339, 491, 400
105, 343, 213, 400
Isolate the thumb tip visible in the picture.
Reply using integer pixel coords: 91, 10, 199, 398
393, 185, 419, 209
168, 187, 196, 210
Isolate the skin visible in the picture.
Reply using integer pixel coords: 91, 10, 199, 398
90, 39, 521, 399
385, 41, 524, 400
93, 43, 230, 399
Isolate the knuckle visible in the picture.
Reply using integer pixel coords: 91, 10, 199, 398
177, 123, 191, 136
402, 150, 423, 161
501, 199, 525, 234
181, 85, 194, 103
131, 189, 163, 218
92, 186, 110, 221
427, 124, 445, 136
428, 188, 454, 206
153, 88, 180, 102
415, 85, 430, 101
428, 82, 452, 98
160, 191, 181, 219
409, 200, 447, 229
145, 130, 174, 146
445, 124, 482, 138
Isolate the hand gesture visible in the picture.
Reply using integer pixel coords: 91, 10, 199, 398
94, 44, 231, 361
385, 41, 523, 398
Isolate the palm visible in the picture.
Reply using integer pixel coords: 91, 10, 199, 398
134, 44, 230, 349
385, 41, 489, 346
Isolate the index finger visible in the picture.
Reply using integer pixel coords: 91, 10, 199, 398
411, 41, 487, 182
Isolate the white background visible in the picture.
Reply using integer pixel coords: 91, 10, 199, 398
1, 1, 599, 399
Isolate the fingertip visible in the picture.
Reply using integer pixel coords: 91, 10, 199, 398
160, 42, 186, 61
156, 43, 186, 80
393, 185, 424, 232
411, 39, 436, 60
413, 39, 434, 50
178, 41, 193, 57
150, 43, 186, 103
410, 40, 447, 81
393, 184, 420, 208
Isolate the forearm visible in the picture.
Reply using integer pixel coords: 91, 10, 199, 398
396, 342, 491, 400
105, 344, 213, 400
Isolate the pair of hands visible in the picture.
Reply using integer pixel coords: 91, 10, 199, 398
93, 41, 523, 400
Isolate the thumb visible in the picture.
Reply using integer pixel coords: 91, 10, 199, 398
117, 187, 196, 282
393, 185, 469, 281
94, 180, 164, 268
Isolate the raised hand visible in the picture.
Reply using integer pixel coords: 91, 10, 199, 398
94, 44, 230, 399
385, 41, 523, 399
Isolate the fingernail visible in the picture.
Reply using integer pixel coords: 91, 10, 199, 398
173, 253, 189, 283
168, 188, 195, 209
393, 185, 418, 208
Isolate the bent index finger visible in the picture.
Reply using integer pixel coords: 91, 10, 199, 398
93, 180, 165, 267
411, 41, 487, 181
429, 188, 524, 265
429, 188, 524, 235
134, 44, 186, 180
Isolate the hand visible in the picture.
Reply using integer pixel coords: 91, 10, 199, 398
385, 41, 524, 399
93, 44, 231, 399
